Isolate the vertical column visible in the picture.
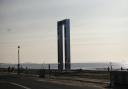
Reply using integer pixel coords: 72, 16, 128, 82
57, 22, 63, 71
18, 45, 20, 75
64, 19, 71, 71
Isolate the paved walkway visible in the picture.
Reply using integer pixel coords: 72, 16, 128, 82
0, 72, 106, 89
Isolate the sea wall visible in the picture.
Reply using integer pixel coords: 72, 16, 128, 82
110, 71, 128, 86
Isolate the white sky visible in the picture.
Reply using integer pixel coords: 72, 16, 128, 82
0, 0, 128, 64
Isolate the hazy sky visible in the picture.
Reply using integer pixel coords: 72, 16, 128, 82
0, 0, 128, 64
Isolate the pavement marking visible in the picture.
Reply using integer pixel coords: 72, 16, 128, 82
9, 82, 31, 89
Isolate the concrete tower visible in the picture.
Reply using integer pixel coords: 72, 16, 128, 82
57, 19, 71, 71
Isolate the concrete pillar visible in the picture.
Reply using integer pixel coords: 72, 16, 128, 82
57, 19, 71, 71
64, 19, 71, 71
57, 22, 63, 71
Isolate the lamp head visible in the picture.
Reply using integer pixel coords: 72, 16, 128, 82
18, 45, 20, 48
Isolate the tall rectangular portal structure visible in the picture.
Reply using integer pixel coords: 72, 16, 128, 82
57, 19, 71, 71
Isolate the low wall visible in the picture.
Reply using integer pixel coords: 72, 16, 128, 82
110, 71, 128, 86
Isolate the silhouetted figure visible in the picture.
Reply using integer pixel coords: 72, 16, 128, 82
11, 67, 14, 72
107, 67, 110, 72
48, 64, 51, 78
8, 66, 11, 72
109, 62, 113, 71
48, 64, 51, 73
121, 66, 123, 71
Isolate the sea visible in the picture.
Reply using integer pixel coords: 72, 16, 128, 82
0, 63, 128, 70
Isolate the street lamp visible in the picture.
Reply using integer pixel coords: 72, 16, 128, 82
18, 45, 20, 75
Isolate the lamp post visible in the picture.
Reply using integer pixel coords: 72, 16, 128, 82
17, 45, 20, 75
